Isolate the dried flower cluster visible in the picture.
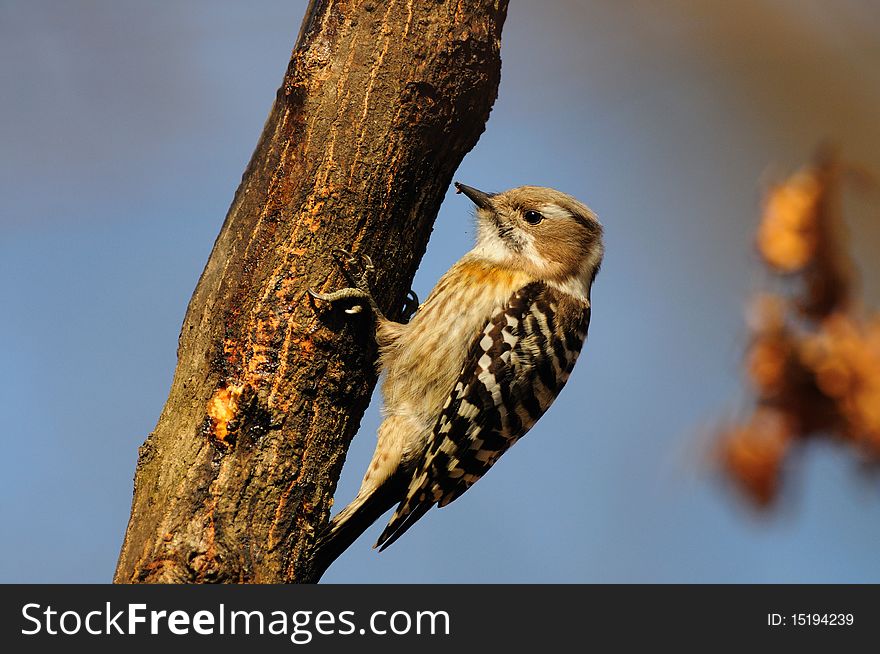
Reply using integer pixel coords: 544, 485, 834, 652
719, 152, 880, 505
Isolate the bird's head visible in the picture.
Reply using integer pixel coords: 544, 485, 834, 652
455, 182, 603, 299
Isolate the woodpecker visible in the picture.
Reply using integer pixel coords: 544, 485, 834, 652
310, 182, 603, 569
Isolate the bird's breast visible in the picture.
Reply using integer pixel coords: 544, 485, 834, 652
380, 259, 532, 429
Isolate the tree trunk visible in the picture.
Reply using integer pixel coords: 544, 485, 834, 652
114, 0, 507, 584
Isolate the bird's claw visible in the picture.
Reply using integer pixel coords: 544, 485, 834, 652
306, 288, 331, 303
307, 286, 384, 322
309, 247, 390, 322
401, 289, 420, 323
332, 248, 374, 289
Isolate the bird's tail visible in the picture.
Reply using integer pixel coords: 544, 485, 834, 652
312, 477, 403, 576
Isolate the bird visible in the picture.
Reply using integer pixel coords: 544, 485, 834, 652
309, 182, 603, 570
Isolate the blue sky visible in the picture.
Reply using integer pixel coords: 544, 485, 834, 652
2, 0, 880, 583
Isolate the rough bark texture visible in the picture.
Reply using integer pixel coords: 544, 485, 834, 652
114, 0, 507, 584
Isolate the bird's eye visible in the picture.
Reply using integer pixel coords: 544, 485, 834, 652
523, 210, 544, 225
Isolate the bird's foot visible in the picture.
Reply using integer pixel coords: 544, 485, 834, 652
307, 286, 381, 317
308, 248, 385, 321
332, 247, 375, 292
401, 289, 420, 323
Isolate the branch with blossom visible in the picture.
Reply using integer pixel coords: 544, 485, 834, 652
720, 150, 880, 505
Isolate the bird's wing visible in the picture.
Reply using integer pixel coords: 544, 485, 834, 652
375, 281, 591, 550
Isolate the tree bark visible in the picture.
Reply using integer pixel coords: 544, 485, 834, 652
114, 0, 507, 584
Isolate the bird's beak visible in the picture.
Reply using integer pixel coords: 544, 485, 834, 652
454, 182, 494, 210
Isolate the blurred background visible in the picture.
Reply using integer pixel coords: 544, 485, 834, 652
2, 0, 880, 583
